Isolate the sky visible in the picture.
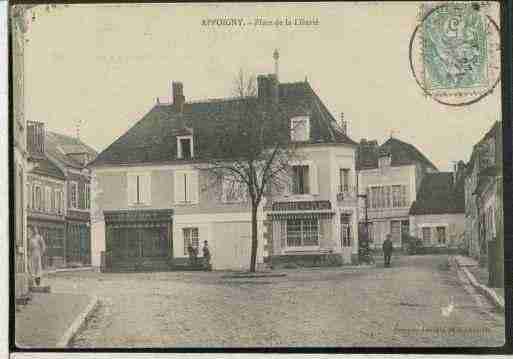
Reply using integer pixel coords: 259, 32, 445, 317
22, 2, 501, 171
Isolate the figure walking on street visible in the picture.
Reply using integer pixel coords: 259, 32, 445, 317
202, 240, 211, 270
382, 234, 393, 268
29, 226, 46, 286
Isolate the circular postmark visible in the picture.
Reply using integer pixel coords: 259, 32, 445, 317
409, 2, 501, 106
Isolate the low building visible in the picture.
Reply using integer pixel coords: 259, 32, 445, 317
409, 167, 465, 250
357, 137, 438, 249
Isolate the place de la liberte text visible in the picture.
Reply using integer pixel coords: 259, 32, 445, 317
201, 17, 320, 26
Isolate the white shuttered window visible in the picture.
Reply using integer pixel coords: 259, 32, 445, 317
174, 170, 199, 204
127, 173, 151, 205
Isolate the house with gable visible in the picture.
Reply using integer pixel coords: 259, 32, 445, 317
409, 165, 466, 250
357, 137, 438, 249
89, 51, 360, 271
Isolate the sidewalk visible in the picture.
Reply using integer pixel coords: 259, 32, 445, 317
453, 255, 504, 311
15, 291, 98, 348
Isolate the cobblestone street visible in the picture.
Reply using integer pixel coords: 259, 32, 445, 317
43, 255, 504, 347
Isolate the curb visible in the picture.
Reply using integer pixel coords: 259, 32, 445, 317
452, 256, 504, 312
56, 295, 99, 348
46, 266, 93, 275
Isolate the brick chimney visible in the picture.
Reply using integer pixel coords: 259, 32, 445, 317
172, 81, 185, 113
340, 112, 347, 135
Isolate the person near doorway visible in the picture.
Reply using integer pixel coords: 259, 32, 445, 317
382, 234, 393, 267
187, 243, 197, 265
202, 240, 211, 270
29, 226, 46, 286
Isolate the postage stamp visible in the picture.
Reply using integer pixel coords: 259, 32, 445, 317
410, 2, 501, 106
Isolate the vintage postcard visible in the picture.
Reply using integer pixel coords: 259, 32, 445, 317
9, 1, 507, 352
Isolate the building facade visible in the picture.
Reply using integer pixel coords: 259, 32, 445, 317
409, 168, 466, 250
26, 154, 67, 269
89, 53, 359, 271
357, 138, 438, 249
464, 121, 503, 286
44, 131, 97, 267
12, 5, 43, 298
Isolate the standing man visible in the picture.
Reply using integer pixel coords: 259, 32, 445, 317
202, 240, 211, 270
382, 234, 393, 267
29, 226, 46, 286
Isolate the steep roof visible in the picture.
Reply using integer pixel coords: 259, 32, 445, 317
465, 121, 500, 176
45, 131, 98, 169
409, 172, 465, 215
30, 156, 65, 180
357, 137, 437, 171
90, 81, 357, 167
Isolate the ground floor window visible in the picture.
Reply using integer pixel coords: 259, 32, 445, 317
436, 226, 446, 244
286, 218, 319, 247
390, 220, 401, 244
422, 227, 431, 244
183, 227, 199, 255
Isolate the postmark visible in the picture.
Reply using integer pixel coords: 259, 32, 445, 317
409, 2, 500, 106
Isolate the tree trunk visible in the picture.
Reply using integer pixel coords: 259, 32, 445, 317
249, 203, 258, 272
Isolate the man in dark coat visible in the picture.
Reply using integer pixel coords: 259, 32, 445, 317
382, 234, 393, 267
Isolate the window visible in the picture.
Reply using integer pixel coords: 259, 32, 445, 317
292, 165, 309, 194
174, 170, 199, 204
183, 227, 199, 255
70, 182, 78, 209
290, 116, 310, 142
34, 185, 42, 211
222, 177, 246, 203
422, 227, 431, 244
127, 173, 151, 205
85, 183, 91, 209
390, 220, 401, 244
177, 136, 194, 159
368, 222, 374, 243
45, 187, 52, 212
286, 218, 319, 247
50, 188, 55, 212
339, 168, 350, 193
392, 185, 401, 208
436, 226, 446, 244
341, 214, 352, 247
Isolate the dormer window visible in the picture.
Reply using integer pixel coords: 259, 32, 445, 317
177, 135, 193, 159
290, 116, 310, 142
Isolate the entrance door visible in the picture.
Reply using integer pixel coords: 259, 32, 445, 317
340, 214, 352, 264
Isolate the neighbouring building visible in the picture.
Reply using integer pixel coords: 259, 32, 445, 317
12, 5, 43, 299
26, 136, 67, 269
409, 165, 466, 250
357, 137, 438, 249
89, 51, 360, 271
44, 131, 97, 267
464, 121, 503, 287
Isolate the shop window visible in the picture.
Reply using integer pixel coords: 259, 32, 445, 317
286, 218, 319, 247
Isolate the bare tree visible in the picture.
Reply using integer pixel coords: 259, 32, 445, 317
202, 70, 299, 272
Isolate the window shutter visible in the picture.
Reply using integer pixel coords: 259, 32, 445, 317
127, 174, 137, 205
174, 171, 186, 203
283, 168, 292, 197
310, 163, 319, 195
141, 174, 151, 204
189, 171, 199, 204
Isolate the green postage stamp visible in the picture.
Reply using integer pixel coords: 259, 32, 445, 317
410, 2, 500, 106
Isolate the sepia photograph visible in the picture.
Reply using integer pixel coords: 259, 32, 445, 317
9, 1, 507, 351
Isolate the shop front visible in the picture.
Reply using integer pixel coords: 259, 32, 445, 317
104, 209, 173, 271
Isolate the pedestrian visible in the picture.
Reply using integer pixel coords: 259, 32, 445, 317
187, 243, 197, 265
202, 240, 211, 270
382, 234, 393, 267
29, 226, 46, 286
